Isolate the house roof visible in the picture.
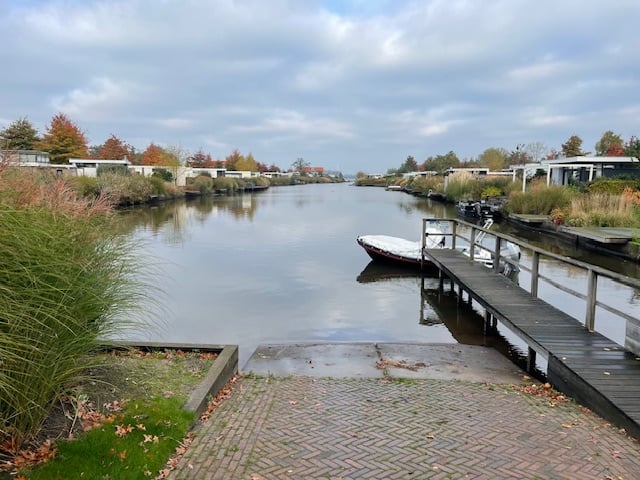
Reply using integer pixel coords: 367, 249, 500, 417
543, 156, 638, 165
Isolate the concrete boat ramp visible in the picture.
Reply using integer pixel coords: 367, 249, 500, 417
243, 342, 525, 384
169, 343, 640, 479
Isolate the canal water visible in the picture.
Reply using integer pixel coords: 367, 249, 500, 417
120, 183, 640, 369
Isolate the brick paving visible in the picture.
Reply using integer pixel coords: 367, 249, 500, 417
170, 375, 640, 479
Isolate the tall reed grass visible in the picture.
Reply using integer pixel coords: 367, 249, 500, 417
566, 193, 640, 227
0, 167, 149, 450
505, 184, 573, 215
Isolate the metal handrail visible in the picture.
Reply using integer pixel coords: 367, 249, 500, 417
422, 217, 640, 333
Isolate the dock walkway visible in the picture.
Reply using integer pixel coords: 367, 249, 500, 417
424, 247, 640, 438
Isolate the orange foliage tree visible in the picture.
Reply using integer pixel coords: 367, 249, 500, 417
37, 113, 88, 164
140, 143, 166, 166
93, 134, 135, 161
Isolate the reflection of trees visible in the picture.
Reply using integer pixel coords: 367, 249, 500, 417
117, 194, 261, 243
118, 200, 189, 245
396, 199, 455, 218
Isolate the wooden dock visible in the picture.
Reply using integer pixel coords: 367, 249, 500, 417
424, 247, 640, 439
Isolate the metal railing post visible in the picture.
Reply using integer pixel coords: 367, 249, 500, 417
586, 269, 597, 332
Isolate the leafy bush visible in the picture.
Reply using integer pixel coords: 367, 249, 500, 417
69, 175, 100, 198
193, 174, 214, 193
586, 178, 640, 195
212, 177, 243, 192
151, 168, 173, 183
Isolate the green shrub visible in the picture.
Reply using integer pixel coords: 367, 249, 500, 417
151, 168, 173, 183
148, 175, 168, 195
69, 176, 100, 197
212, 177, 242, 192
193, 174, 214, 193
586, 178, 640, 195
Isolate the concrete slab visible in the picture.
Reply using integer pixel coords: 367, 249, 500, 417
377, 343, 526, 383
243, 342, 527, 383
244, 343, 383, 378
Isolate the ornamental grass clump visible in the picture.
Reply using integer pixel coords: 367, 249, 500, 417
566, 192, 640, 227
0, 167, 149, 452
505, 183, 573, 215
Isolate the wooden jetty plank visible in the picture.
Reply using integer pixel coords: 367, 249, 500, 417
424, 247, 640, 439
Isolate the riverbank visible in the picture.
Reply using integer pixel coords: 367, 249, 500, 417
506, 213, 640, 262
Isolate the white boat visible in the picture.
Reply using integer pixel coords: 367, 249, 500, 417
356, 222, 446, 269
357, 219, 520, 273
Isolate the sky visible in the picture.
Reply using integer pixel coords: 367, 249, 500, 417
1, 0, 639, 174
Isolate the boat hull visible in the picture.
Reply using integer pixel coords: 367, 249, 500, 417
356, 236, 436, 270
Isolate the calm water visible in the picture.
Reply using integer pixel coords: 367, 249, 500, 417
120, 184, 640, 368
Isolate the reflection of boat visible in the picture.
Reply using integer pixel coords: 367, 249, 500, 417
356, 221, 446, 269
356, 261, 437, 283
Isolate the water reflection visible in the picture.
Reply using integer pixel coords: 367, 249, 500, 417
356, 261, 542, 378
117, 184, 639, 368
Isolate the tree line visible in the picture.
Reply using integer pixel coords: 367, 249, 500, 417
0, 114, 283, 172
388, 132, 640, 175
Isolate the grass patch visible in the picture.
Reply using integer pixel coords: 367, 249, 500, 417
9, 349, 216, 478
20, 396, 194, 480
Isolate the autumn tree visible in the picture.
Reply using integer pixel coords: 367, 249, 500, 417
226, 149, 244, 171
235, 152, 259, 171
93, 134, 135, 160
477, 147, 508, 171
0, 117, 40, 150
140, 143, 166, 166
267, 163, 281, 172
37, 113, 88, 164
561, 135, 584, 157
595, 130, 624, 156
187, 149, 214, 168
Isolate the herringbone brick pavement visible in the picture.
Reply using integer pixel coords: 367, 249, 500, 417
170, 377, 640, 479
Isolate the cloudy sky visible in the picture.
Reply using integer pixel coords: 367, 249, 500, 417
2, 0, 639, 173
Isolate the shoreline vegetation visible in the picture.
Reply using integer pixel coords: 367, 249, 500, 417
355, 172, 640, 229
72, 170, 345, 207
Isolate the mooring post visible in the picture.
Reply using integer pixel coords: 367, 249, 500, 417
484, 310, 492, 333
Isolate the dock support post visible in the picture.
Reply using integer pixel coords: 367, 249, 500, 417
527, 347, 537, 374
438, 269, 444, 292
484, 311, 491, 333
